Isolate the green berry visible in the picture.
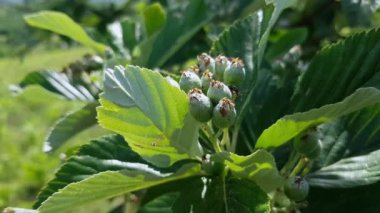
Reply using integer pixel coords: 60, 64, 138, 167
201, 154, 224, 176
201, 71, 213, 93
224, 58, 246, 86
188, 88, 213, 122
179, 70, 201, 93
165, 76, 180, 88
207, 80, 232, 104
197, 53, 215, 73
294, 131, 322, 159
214, 55, 230, 81
212, 98, 236, 129
284, 176, 309, 201
306, 140, 322, 159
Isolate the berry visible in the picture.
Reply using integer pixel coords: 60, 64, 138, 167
197, 53, 215, 73
294, 131, 322, 159
214, 55, 230, 80
165, 76, 180, 88
201, 71, 213, 93
179, 70, 201, 93
224, 58, 246, 86
284, 176, 309, 201
188, 89, 213, 122
207, 80, 232, 104
212, 98, 236, 129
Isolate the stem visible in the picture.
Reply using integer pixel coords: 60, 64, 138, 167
280, 151, 300, 177
289, 158, 308, 177
222, 168, 229, 213
201, 123, 222, 152
124, 194, 140, 213
231, 126, 240, 153
215, 129, 223, 139
301, 160, 312, 176
221, 129, 231, 151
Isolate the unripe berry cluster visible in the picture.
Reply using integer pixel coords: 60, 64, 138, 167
169, 53, 246, 129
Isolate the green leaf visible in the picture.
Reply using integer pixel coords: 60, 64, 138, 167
24, 11, 107, 53
258, 0, 299, 65
139, 193, 177, 213
38, 164, 201, 213
135, 0, 213, 67
143, 3, 167, 37
97, 66, 202, 167
223, 150, 285, 193
11, 70, 97, 101
316, 105, 380, 168
238, 67, 298, 153
266, 27, 308, 60
120, 18, 139, 51
34, 134, 193, 209
307, 149, 380, 188
172, 176, 270, 213
43, 102, 98, 153
291, 29, 380, 112
256, 87, 380, 149
34, 134, 147, 208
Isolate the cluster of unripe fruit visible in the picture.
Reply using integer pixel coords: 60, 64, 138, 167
168, 53, 246, 129
275, 130, 323, 205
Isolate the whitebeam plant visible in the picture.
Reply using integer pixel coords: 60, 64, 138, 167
6, 0, 380, 213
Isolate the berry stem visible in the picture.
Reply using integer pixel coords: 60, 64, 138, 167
230, 126, 240, 153
221, 128, 231, 151
289, 158, 308, 177
280, 150, 300, 176
202, 123, 222, 152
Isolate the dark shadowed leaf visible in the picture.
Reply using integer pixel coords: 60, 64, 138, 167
291, 29, 380, 112
43, 102, 98, 153
256, 87, 380, 149
172, 176, 270, 213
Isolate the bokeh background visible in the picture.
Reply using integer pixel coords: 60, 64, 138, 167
0, 0, 131, 209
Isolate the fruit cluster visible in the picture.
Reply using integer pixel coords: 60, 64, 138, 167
170, 53, 246, 129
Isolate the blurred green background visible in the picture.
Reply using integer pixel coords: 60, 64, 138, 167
0, 0, 121, 209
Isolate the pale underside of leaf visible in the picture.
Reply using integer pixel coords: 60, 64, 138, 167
308, 149, 380, 188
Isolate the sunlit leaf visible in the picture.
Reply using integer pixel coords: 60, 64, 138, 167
97, 66, 202, 167
38, 164, 201, 213
24, 11, 107, 53
256, 87, 380, 148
